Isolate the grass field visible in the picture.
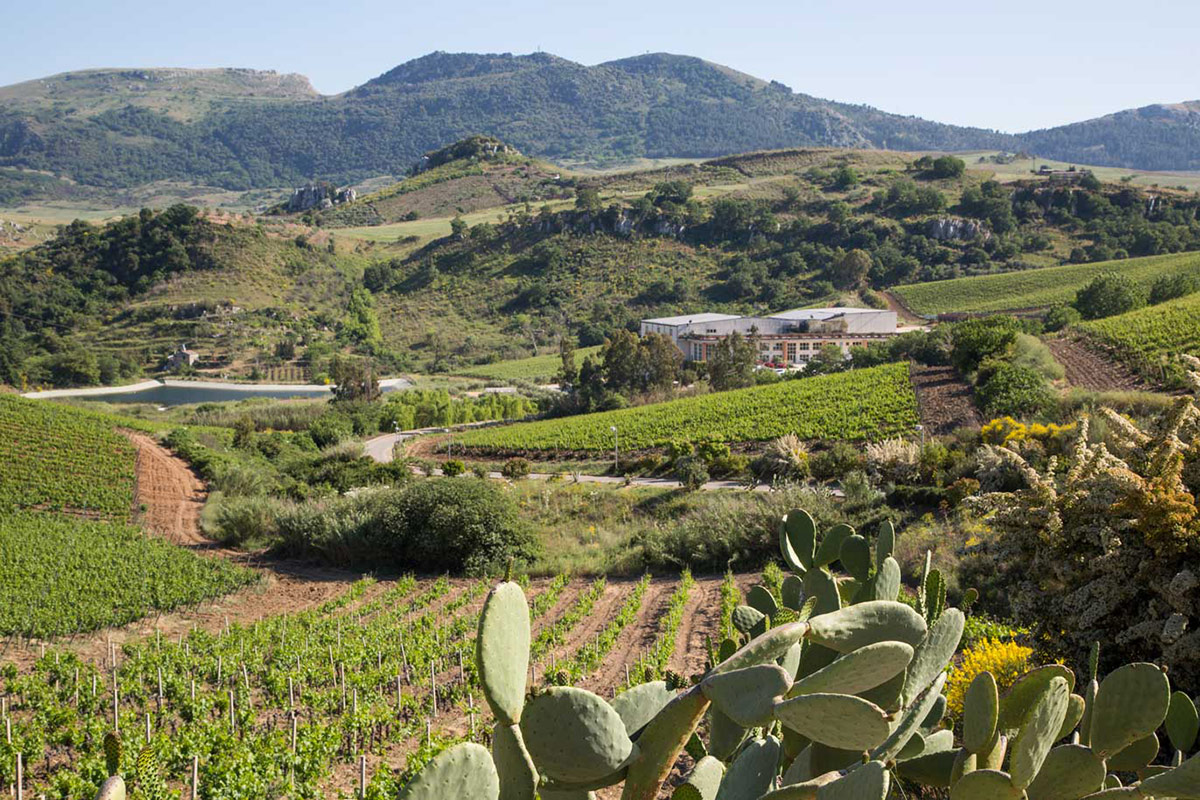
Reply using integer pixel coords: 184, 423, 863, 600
0, 395, 138, 519
959, 150, 1200, 192
453, 346, 604, 382
1080, 291, 1200, 364
455, 362, 919, 453
891, 252, 1200, 315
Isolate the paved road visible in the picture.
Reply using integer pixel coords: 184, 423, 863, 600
363, 432, 770, 492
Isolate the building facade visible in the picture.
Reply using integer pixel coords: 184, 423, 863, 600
640, 307, 899, 367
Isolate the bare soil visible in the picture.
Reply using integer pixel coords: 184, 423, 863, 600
1046, 333, 1150, 392
909, 363, 982, 435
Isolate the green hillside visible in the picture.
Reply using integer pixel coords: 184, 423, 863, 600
891, 252, 1200, 315
454, 362, 919, 452
1080, 290, 1200, 364
454, 346, 604, 382
4, 51, 1200, 204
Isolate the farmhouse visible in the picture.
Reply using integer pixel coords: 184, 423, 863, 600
165, 343, 199, 369
640, 307, 899, 366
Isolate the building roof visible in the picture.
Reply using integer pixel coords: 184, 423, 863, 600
642, 312, 743, 326
767, 306, 886, 321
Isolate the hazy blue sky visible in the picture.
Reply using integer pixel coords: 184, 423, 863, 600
3, 0, 1196, 132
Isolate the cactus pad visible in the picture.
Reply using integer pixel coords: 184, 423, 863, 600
670, 756, 725, 800
701, 664, 791, 728
805, 600, 927, 653
948, 769, 1021, 800
996, 665, 1075, 733
398, 742, 500, 800
1166, 690, 1199, 753
870, 557, 901, 602
875, 519, 895, 568
816, 760, 889, 800
620, 686, 709, 800
813, 523, 854, 568
788, 640, 913, 697
781, 575, 804, 611
962, 672, 999, 754
838, 534, 872, 582
492, 723, 538, 800
1023, 744, 1105, 800
521, 687, 634, 784
610, 681, 677, 737
713, 736, 780, 800
902, 608, 964, 706
774, 693, 891, 751
782, 510, 816, 571
1089, 662, 1170, 758
1138, 750, 1200, 798
94, 776, 127, 800
103, 731, 122, 777
1009, 675, 1069, 790
731, 605, 766, 636
477, 581, 531, 726
712, 620, 809, 675
746, 585, 779, 618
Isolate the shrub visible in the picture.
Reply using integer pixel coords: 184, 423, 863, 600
674, 456, 710, 492
309, 413, 354, 448
753, 433, 810, 482
1149, 272, 1199, 304
865, 438, 920, 484
500, 457, 531, 479
707, 454, 749, 478
975, 362, 1054, 417
441, 459, 466, 477
809, 440, 866, 481
946, 477, 980, 506
371, 479, 535, 574
1042, 304, 1081, 332
944, 638, 1033, 717
202, 493, 283, 546
1074, 271, 1146, 319
949, 316, 1020, 374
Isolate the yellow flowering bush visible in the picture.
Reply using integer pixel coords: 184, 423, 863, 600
945, 637, 1033, 717
981, 416, 1076, 449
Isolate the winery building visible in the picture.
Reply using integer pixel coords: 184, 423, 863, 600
640, 307, 899, 366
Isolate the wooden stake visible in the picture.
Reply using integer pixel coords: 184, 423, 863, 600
395, 675, 402, 715
191, 755, 199, 800
290, 714, 298, 752
15, 752, 22, 800
112, 673, 120, 734
228, 690, 235, 733
288, 676, 295, 709
359, 755, 366, 800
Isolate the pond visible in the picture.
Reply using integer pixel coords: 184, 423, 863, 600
23, 378, 411, 407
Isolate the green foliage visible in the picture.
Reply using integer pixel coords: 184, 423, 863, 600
501, 457, 532, 479
1080, 290, 1200, 370
950, 317, 1021, 374
1043, 304, 1082, 332
455, 363, 920, 453
0, 395, 137, 518
893, 252, 1200, 315
1074, 271, 1147, 319
975, 362, 1055, 417
0, 511, 255, 637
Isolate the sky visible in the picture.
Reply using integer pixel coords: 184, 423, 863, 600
2, 0, 1197, 133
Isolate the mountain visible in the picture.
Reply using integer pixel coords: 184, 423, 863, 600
1, 52, 1197, 200
1020, 102, 1200, 172
0, 52, 1011, 193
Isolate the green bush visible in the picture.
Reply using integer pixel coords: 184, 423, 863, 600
1074, 271, 1146, 319
500, 457, 531, 479
202, 493, 283, 546
308, 413, 354, 448
674, 456, 710, 491
809, 440, 866, 481
975, 361, 1054, 417
441, 459, 466, 477
371, 479, 535, 574
1042, 304, 1081, 332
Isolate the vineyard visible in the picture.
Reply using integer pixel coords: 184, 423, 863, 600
0, 571, 729, 798
1079, 290, 1200, 364
891, 251, 1200, 315
0, 395, 137, 519
452, 362, 920, 453
453, 346, 603, 383
0, 512, 257, 639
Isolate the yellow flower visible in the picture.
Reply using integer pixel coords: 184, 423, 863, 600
945, 638, 1033, 717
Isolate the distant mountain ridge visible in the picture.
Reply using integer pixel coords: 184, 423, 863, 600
1, 51, 1198, 195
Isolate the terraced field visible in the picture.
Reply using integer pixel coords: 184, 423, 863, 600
891, 252, 1200, 315
0, 394, 137, 518
0, 571, 736, 797
454, 362, 920, 453
1079, 291, 1200, 365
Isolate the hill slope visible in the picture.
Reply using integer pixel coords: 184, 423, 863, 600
1, 51, 1014, 193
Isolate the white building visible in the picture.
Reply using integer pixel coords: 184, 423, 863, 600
640, 307, 899, 366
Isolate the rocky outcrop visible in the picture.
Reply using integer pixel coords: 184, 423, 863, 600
285, 184, 356, 212
926, 217, 989, 242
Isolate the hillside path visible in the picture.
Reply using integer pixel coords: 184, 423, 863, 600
122, 430, 211, 548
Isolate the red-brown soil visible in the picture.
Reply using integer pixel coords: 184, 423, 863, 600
909, 363, 982, 435
1046, 333, 1150, 392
